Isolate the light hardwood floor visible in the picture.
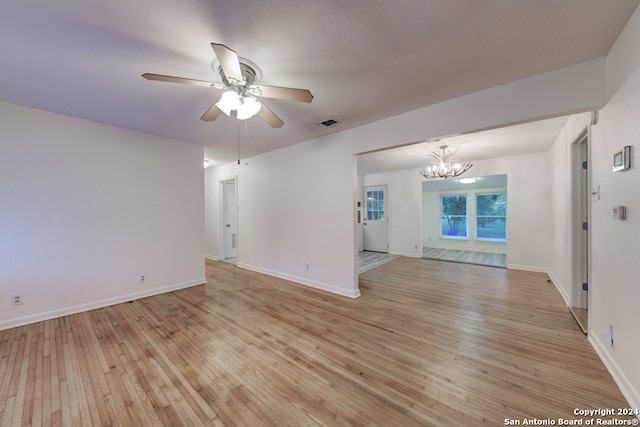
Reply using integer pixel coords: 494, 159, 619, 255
569, 307, 588, 334
0, 258, 632, 426
358, 251, 399, 274
423, 247, 507, 268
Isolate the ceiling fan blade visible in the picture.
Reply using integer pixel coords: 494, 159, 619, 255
257, 102, 284, 128
248, 84, 313, 103
211, 43, 243, 84
200, 101, 224, 122
142, 73, 224, 89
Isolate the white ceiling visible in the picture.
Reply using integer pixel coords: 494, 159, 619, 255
1, 1, 638, 167
357, 115, 570, 174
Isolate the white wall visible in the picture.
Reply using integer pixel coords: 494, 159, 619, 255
0, 102, 206, 330
360, 169, 424, 257
238, 138, 360, 298
361, 152, 550, 271
587, 3, 640, 409
205, 58, 605, 299
547, 112, 592, 305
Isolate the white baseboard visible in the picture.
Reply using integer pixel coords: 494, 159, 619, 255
589, 332, 640, 414
546, 270, 571, 306
205, 254, 219, 261
545, 272, 639, 417
237, 263, 361, 298
0, 278, 207, 331
506, 263, 549, 273
390, 251, 420, 258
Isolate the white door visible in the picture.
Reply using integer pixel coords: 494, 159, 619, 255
223, 180, 237, 260
363, 185, 389, 252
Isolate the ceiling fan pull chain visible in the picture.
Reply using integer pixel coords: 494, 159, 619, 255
244, 120, 248, 166
237, 119, 241, 165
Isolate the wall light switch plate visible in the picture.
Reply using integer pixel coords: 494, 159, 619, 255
591, 185, 600, 201
613, 206, 627, 220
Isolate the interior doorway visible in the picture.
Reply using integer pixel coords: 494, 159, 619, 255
570, 129, 589, 333
222, 178, 237, 263
421, 174, 507, 268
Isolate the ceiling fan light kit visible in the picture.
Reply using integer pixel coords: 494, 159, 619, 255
142, 43, 313, 128
236, 95, 262, 120
215, 90, 240, 115
215, 90, 262, 120
419, 145, 473, 179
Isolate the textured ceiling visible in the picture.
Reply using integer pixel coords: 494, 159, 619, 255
1, 1, 638, 168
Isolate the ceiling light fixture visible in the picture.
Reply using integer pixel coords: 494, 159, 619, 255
419, 145, 473, 179
215, 89, 262, 120
459, 177, 477, 184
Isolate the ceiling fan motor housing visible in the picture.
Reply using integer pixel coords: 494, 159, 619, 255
212, 58, 262, 88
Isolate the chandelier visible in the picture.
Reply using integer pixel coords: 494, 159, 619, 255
419, 145, 473, 179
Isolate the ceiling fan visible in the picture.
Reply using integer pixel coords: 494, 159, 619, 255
142, 43, 313, 128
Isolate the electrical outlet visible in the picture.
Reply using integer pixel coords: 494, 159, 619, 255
11, 295, 22, 305
139, 274, 146, 283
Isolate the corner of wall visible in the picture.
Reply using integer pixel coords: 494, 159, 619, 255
545, 270, 571, 307
0, 278, 206, 331
237, 263, 361, 299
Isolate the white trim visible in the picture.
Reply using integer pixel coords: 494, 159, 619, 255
363, 184, 389, 253
237, 263, 361, 298
205, 254, 219, 261
218, 176, 238, 263
0, 278, 206, 331
390, 251, 421, 258
589, 334, 640, 416
571, 128, 590, 310
506, 264, 549, 274
546, 270, 571, 306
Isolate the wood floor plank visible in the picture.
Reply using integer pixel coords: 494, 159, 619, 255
0, 257, 635, 426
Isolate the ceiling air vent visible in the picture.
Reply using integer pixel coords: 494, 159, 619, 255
313, 117, 342, 129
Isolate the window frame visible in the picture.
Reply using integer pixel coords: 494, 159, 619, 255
440, 193, 469, 240
366, 189, 385, 221
475, 191, 507, 242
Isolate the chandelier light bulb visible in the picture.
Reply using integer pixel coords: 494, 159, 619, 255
419, 145, 473, 179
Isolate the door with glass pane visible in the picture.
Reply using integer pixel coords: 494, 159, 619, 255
363, 185, 388, 252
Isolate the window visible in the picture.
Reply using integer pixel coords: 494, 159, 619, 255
366, 190, 385, 221
476, 192, 507, 241
441, 194, 467, 238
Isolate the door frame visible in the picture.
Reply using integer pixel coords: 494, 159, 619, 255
571, 128, 590, 314
219, 177, 238, 262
